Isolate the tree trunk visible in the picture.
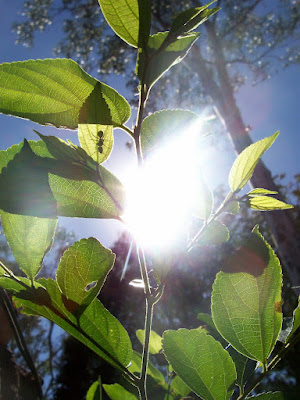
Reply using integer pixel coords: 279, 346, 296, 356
188, 24, 300, 294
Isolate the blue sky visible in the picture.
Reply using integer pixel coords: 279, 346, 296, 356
1, 0, 299, 246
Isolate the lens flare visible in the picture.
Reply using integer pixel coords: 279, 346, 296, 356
122, 121, 203, 249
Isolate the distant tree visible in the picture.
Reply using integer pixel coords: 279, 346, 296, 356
13, 0, 300, 290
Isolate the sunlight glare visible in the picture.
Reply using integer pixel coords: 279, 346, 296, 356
122, 121, 203, 249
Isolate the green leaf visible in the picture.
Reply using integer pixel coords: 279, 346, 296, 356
138, 32, 200, 89
223, 200, 240, 215
136, 329, 162, 354
163, 329, 236, 400
78, 124, 113, 164
197, 312, 227, 346
227, 346, 256, 389
247, 188, 278, 196
229, 132, 279, 192
8, 278, 132, 371
198, 220, 229, 246
169, 2, 219, 36
247, 393, 283, 399
171, 376, 191, 397
86, 380, 102, 400
286, 297, 300, 342
0, 210, 56, 281
103, 384, 138, 400
247, 196, 293, 211
0, 59, 130, 129
141, 109, 199, 156
56, 238, 115, 311
98, 0, 151, 48
0, 59, 95, 129
0, 140, 58, 217
211, 227, 283, 362
128, 351, 164, 384
0, 141, 125, 219
78, 81, 130, 126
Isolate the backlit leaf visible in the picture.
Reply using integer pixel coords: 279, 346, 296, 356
227, 346, 256, 389
247, 196, 293, 211
78, 124, 113, 164
211, 227, 283, 362
98, 0, 151, 48
141, 109, 199, 156
170, 2, 219, 36
138, 32, 200, 89
136, 329, 162, 354
128, 351, 164, 384
229, 132, 279, 192
198, 220, 229, 246
171, 376, 191, 398
86, 380, 101, 400
103, 384, 138, 400
56, 237, 115, 310
0, 210, 56, 281
5, 277, 132, 371
247, 188, 278, 196
286, 297, 300, 342
0, 58, 130, 129
163, 329, 236, 400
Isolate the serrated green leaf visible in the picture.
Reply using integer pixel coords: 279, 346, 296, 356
86, 380, 101, 400
247, 196, 293, 211
247, 392, 283, 399
0, 59, 95, 129
286, 297, 300, 342
103, 384, 138, 400
169, 2, 219, 36
0, 141, 125, 219
136, 329, 162, 354
0, 210, 56, 281
198, 220, 229, 246
141, 109, 199, 156
56, 238, 115, 311
0, 58, 130, 129
8, 278, 132, 371
138, 32, 200, 89
78, 124, 113, 164
248, 188, 278, 196
78, 81, 130, 126
211, 228, 283, 362
163, 329, 236, 400
128, 351, 165, 384
227, 346, 256, 389
229, 132, 279, 192
98, 0, 150, 48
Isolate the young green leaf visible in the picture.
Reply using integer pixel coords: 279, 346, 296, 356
141, 109, 199, 156
163, 329, 236, 400
169, 2, 220, 37
78, 124, 113, 164
247, 195, 293, 211
136, 329, 162, 354
10, 278, 132, 371
247, 188, 278, 196
56, 238, 115, 310
0, 211, 56, 281
138, 32, 200, 89
198, 220, 230, 246
98, 0, 151, 48
103, 384, 138, 400
211, 227, 283, 363
229, 132, 279, 192
86, 380, 102, 400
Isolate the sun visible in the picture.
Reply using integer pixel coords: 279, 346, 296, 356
122, 121, 205, 249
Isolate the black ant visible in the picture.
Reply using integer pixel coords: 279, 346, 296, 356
96, 130, 104, 154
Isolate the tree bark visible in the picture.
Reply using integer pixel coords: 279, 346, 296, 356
188, 24, 300, 294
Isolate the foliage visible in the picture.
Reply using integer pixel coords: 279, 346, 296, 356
0, 1, 299, 400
